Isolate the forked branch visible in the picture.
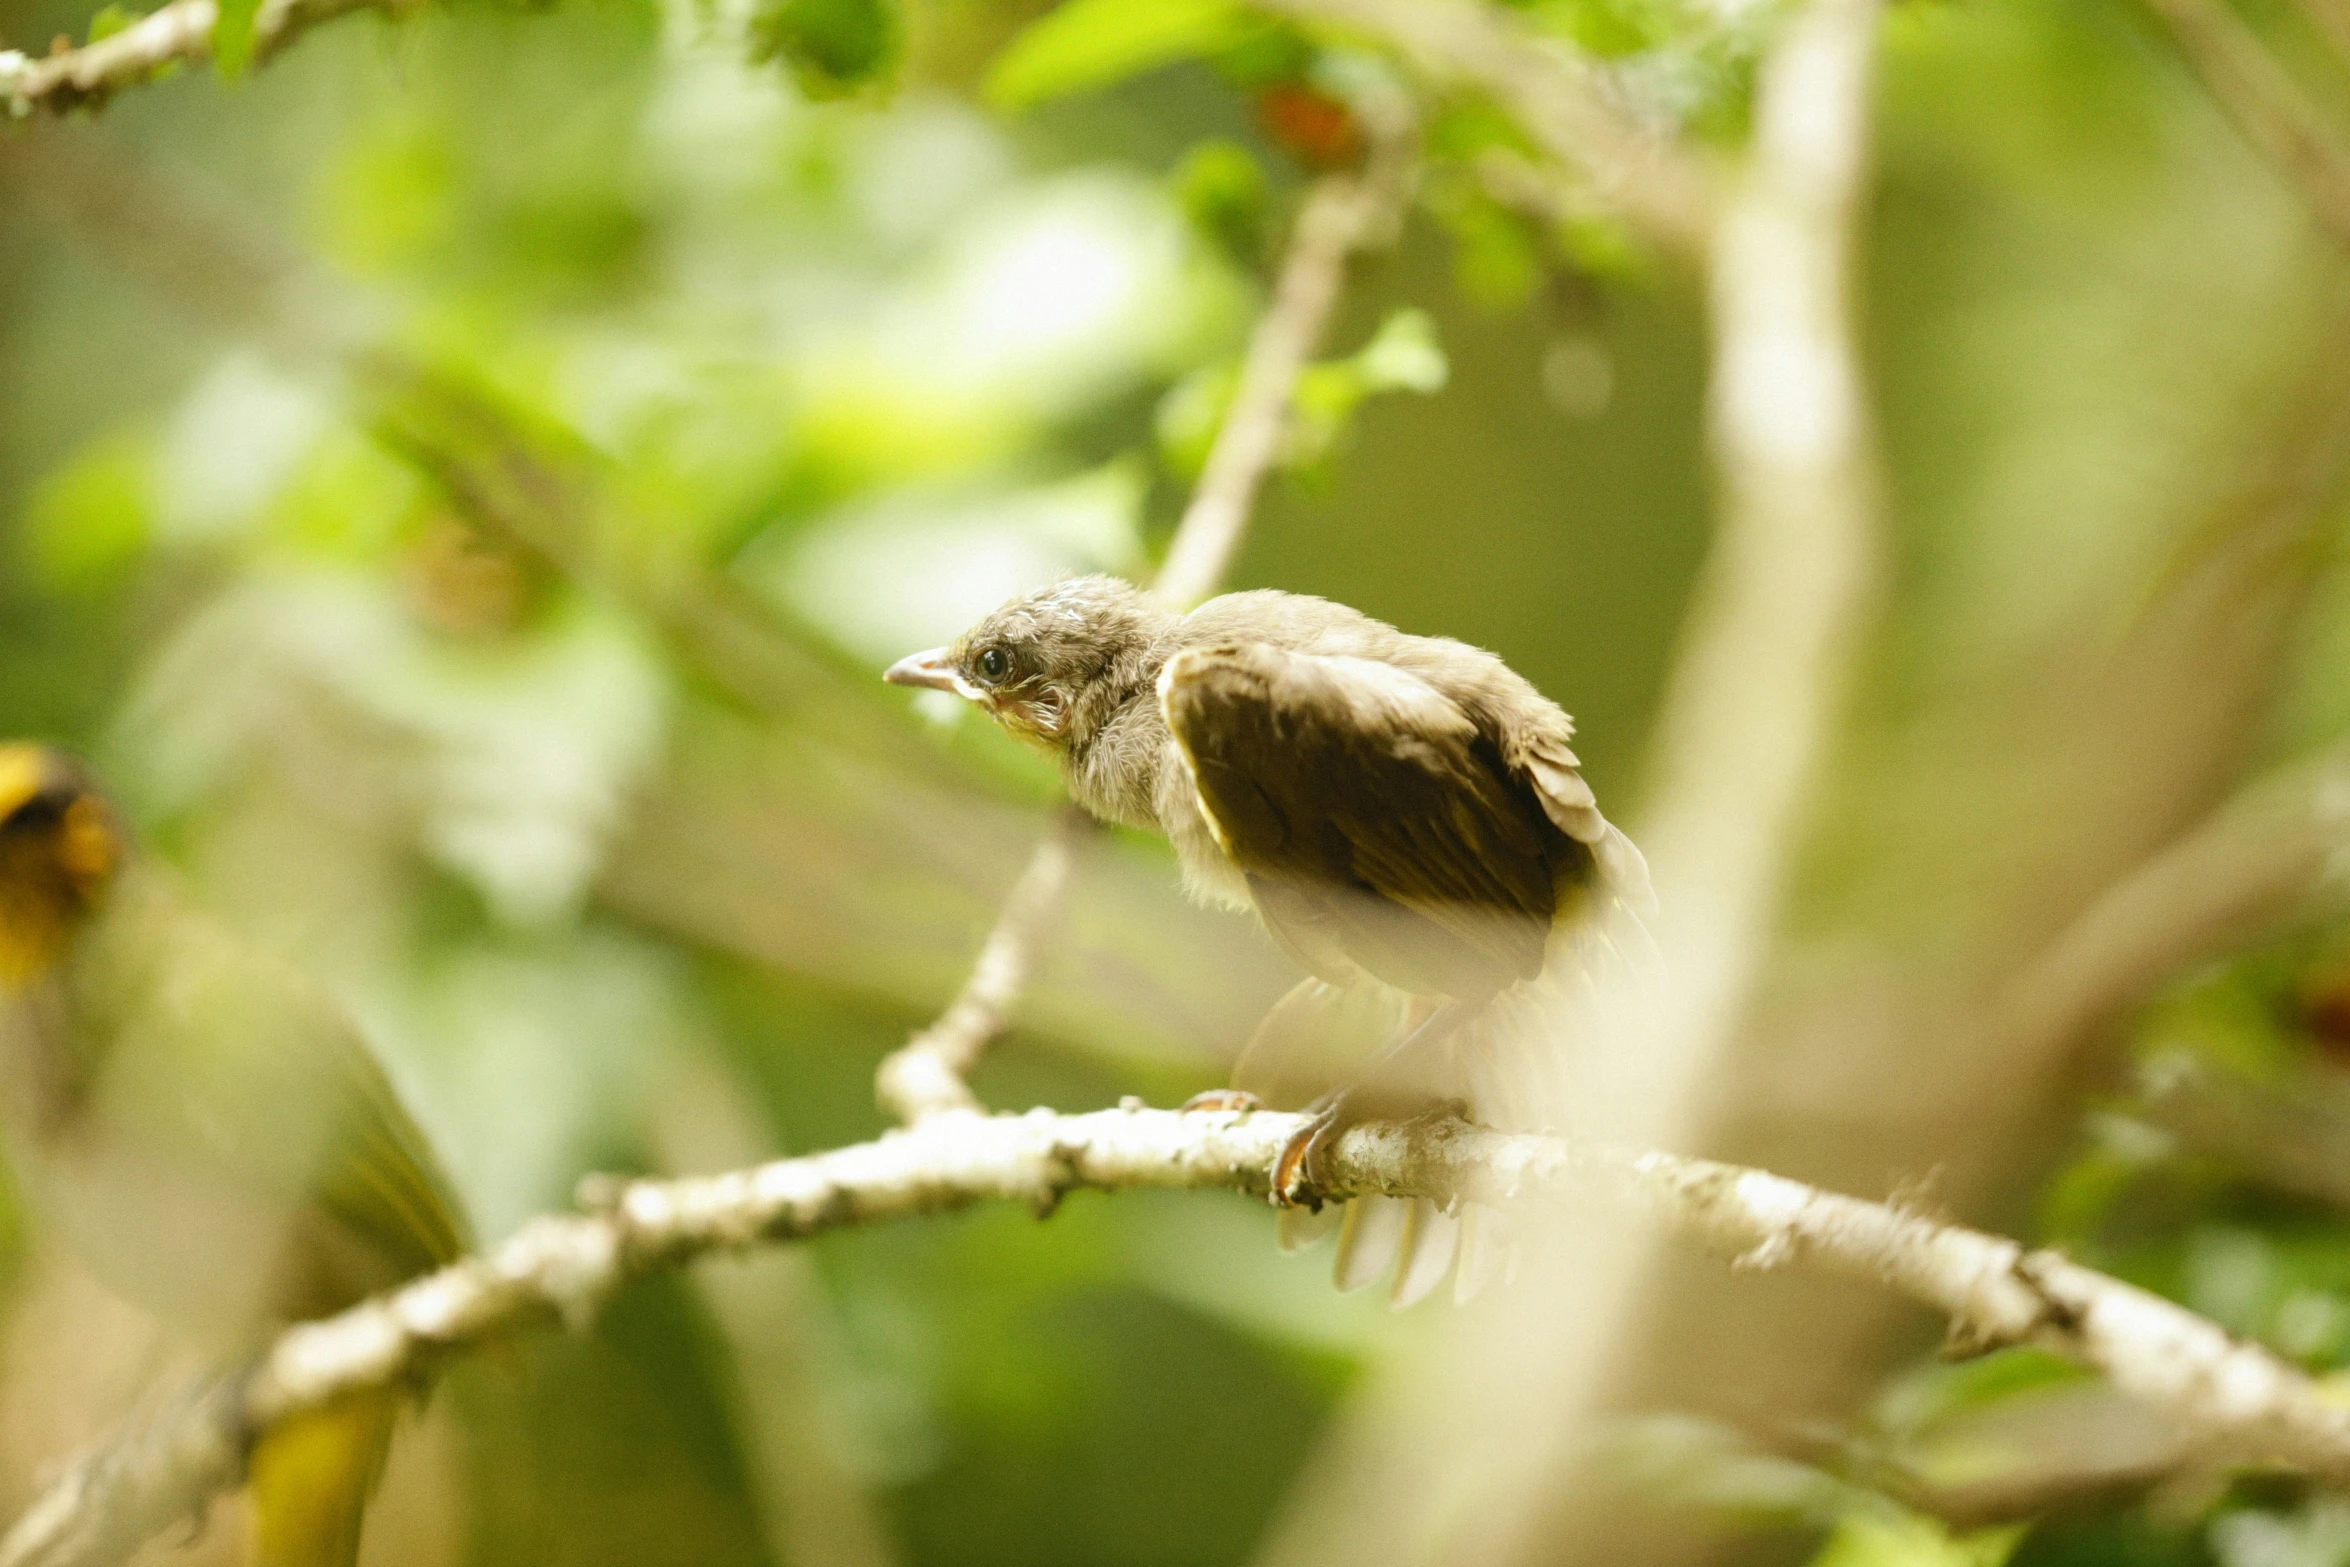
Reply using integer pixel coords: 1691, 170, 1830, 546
10, 1106, 2350, 1567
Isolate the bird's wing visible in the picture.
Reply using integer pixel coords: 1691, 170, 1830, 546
1500, 718, 1655, 918
1159, 642, 1557, 999
182, 932, 469, 1290
66, 867, 468, 1314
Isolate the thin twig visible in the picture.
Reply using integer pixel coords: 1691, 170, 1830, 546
0, 1382, 243, 1567
871, 112, 1420, 1120
2294, 0, 2350, 76
1249, 0, 1714, 261
2134, 1052, 2350, 1212
11, 1103, 2350, 1567
2140, 0, 2350, 252
1152, 112, 1419, 608
871, 805, 1090, 1121
1997, 738, 2350, 1070
0, 0, 377, 116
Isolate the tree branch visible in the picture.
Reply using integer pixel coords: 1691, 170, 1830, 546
1996, 738, 2350, 1074
870, 111, 1420, 1120
1256, 2, 1884, 1559
1151, 112, 1418, 607
2294, 0, 2350, 78
2139, 0, 2350, 253
871, 805, 1091, 1122
0, 1381, 243, 1567
0, 0, 376, 116
12, 1103, 2350, 1567
1648, 0, 1883, 1096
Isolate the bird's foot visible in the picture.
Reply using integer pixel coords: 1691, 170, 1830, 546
1181, 1087, 1336, 1207
1273, 1094, 1470, 1210
1272, 1095, 1350, 1211
1181, 1088, 1267, 1114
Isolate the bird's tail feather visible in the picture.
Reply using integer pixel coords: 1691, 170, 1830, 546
1324, 1196, 1487, 1307
1391, 1202, 1458, 1307
1238, 980, 1483, 1307
1231, 821, 1654, 1306
1333, 1196, 1409, 1293
1276, 1203, 1341, 1253
248, 1391, 399, 1567
1454, 1203, 1512, 1304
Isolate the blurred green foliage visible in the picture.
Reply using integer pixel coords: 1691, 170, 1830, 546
751, 0, 902, 97
7, 0, 2350, 1560
984, 0, 1268, 110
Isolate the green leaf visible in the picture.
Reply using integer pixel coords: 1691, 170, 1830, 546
749, 0, 900, 98
985, 0, 1258, 111
1162, 309, 1446, 484
85, 5, 143, 43
22, 429, 154, 595
1290, 360, 1366, 463
1437, 189, 1544, 312
1425, 99, 1531, 163
1154, 362, 1237, 481
1204, 22, 1310, 88
1809, 1512, 2026, 1567
1553, 212, 1647, 285
1171, 138, 1267, 263
1354, 308, 1448, 396
210, 0, 261, 77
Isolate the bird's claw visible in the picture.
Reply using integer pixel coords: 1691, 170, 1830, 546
1271, 1105, 1343, 1210
1181, 1088, 1267, 1114
1183, 1088, 1336, 1207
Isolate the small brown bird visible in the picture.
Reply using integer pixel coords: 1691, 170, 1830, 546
0, 744, 469, 1566
887, 577, 1650, 1304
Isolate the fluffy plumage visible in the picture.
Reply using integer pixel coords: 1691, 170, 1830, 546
892, 578, 1652, 1304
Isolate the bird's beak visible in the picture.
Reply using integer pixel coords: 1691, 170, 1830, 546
884, 648, 963, 695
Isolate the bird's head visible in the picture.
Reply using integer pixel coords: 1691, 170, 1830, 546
884, 576, 1171, 754
0, 745, 121, 990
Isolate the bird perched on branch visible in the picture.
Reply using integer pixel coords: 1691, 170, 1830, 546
0, 744, 468, 1567
887, 577, 1651, 1305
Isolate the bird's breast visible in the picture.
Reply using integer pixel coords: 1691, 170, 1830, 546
1153, 744, 1256, 912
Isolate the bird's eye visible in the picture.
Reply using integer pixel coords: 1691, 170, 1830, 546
976, 647, 1010, 683
1, 793, 66, 836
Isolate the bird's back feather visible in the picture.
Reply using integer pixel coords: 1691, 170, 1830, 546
1159, 641, 1568, 1000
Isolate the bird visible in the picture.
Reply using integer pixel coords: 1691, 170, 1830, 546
0, 743, 469, 1567
885, 576, 1651, 1305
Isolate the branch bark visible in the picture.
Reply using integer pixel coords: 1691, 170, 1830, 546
12, 1104, 2350, 1567
1996, 737, 2350, 1074
0, 0, 375, 115
2140, 0, 2350, 253
871, 805, 1090, 1121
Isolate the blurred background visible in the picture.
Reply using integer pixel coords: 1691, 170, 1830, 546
5, 0, 2350, 1561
